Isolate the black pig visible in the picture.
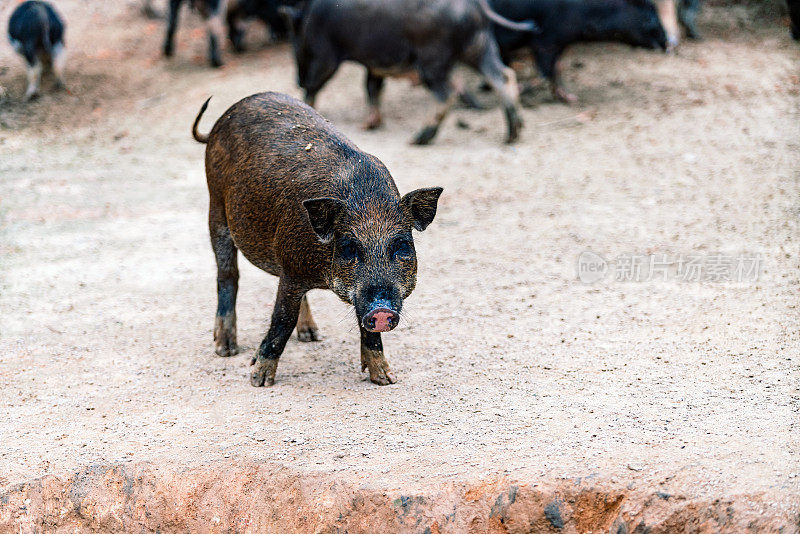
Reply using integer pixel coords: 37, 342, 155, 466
163, 0, 299, 67
7, 0, 66, 101
789, 0, 800, 40
192, 92, 443, 387
281, 0, 538, 145
489, 0, 667, 104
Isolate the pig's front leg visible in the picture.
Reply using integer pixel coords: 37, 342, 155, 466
359, 327, 397, 385
250, 279, 304, 387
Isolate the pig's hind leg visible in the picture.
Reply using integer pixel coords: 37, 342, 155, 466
250, 279, 305, 386
532, 46, 576, 105
163, 0, 182, 57
51, 43, 66, 91
206, 5, 226, 67
210, 202, 240, 357
362, 71, 384, 130
360, 326, 396, 385
678, 0, 702, 40
467, 39, 523, 143
296, 294, 321, 342
411, 69, 457, 145
17, 42, 42, 101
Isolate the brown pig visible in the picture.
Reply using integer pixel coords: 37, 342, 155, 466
192, 92, 443, 387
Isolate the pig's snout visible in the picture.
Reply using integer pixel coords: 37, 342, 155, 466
363, 308, 400, 332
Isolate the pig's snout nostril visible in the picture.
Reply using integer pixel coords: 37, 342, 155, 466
363, 308, 399, 333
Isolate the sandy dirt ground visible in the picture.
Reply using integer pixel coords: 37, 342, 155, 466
1, 0, 799, 531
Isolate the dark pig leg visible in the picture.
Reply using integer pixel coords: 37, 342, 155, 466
678, 0, 702, 40
206, 0, 226, 67
302, 52, 341, 107
296, 294, 320, 342
227, 7, 246, 52
532, 46, 576, 105
163, 0, 181, 57
411, 73, 456, 145
250, 279, 304, 387
363, 71, 385, 130
22, 48, 41, 101
360, 326, 396, 385
210, 201, 239, 357
473, 44, 524, 143
52, 43, 66, 91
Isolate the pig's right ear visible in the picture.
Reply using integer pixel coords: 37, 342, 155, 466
303, 197, 347, 243
400, 187, 444, 231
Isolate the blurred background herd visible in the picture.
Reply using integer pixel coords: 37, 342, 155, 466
1, 0, 798, 138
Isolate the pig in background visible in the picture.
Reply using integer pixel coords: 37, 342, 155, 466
788, 0, 800, 40
280, 0, 538, 145
192, 92, 443, 387
487, 0, 668, 104
163, 0, 301, 67
7, 0, 66, 101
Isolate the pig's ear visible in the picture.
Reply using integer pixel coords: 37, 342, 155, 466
400, 187, 443, 231
303, 197, 347, 243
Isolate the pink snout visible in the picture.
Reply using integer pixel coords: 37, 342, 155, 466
363, 308, 399, 332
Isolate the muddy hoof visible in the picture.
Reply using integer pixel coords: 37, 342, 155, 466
368, 366, 396, 385
362, 119, 382, 130
215, 341, 239, 357
297, 326, 321, 342
250, 358, 278, 387
214, 317, 238, 356
411, 125, 438, 146
361, 354, 397, 385
505, 114, 523, 144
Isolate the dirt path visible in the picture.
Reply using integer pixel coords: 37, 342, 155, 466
1, 1, 799, 531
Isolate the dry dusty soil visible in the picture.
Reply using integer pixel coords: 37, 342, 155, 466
1, 1, 799, 532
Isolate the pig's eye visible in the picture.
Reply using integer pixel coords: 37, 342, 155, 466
337, 238, 361, 263
390, 239, 413, 261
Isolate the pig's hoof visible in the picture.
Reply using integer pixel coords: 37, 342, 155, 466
361, 117, 382, 130
556, 91, 578, 105
215, 340, 239, 357
210, 57, 223, 68
505, 125, 521, 144
362, 355, 397, 385
411, 125, 438, 146
505, 119, 522, 144
369, 365, 397, 386
250, 358, 278, 387
297, 326, 321, 342
214, 316, 238, 356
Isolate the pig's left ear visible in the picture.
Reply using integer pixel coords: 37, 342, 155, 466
303, 197, 347, 243
400, 187, 443, 231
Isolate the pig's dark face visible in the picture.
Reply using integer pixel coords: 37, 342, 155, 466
304, 187, 443, 333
